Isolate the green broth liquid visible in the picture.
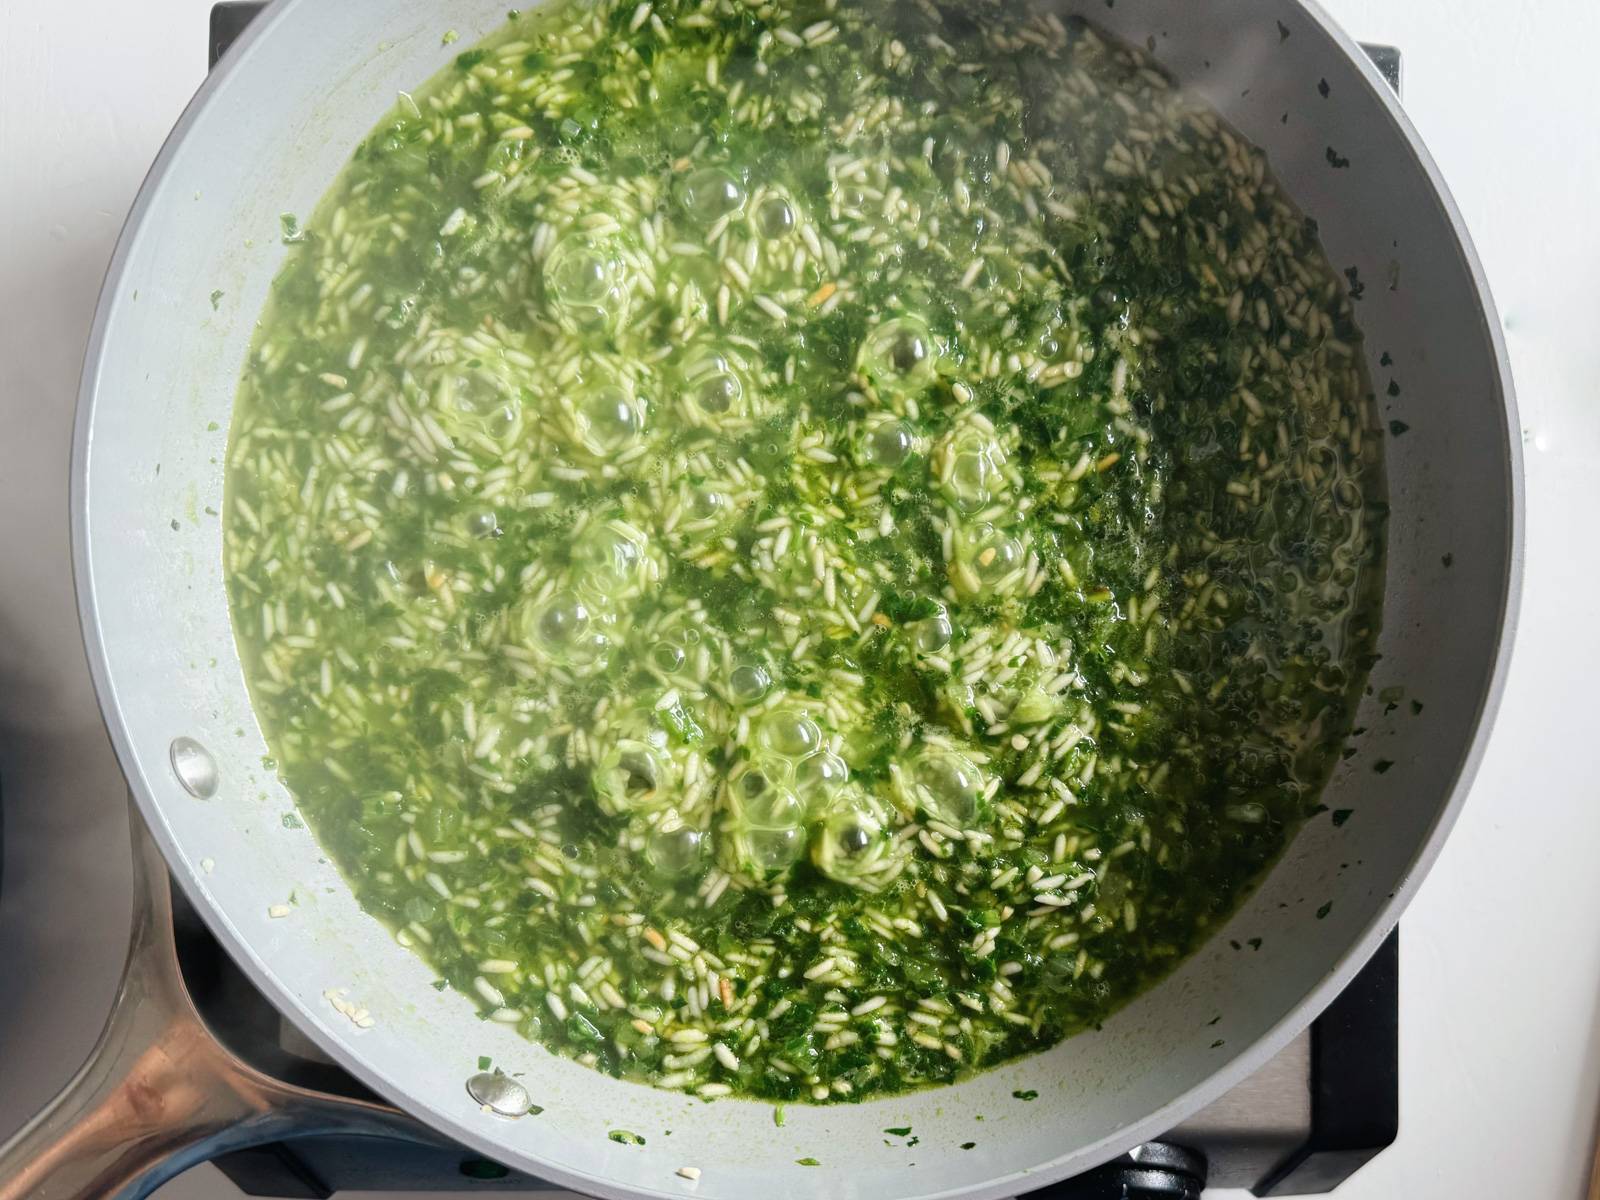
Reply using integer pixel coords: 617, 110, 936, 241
224, 0, 1384, 1104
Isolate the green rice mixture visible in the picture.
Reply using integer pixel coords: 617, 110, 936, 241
223, 0, 1383, 1104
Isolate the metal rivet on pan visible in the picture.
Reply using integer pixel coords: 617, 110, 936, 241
466, 1071, 532, 1118
169, 736, 219, 799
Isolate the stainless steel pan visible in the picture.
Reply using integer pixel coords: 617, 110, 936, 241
2, 0, 1520, 1196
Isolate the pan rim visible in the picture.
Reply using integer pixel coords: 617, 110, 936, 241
67, 0, 1523, 1194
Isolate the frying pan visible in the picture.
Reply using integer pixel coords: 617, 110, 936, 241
0, 0, 1520, 1196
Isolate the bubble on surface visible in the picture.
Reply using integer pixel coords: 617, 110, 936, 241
574, 520, 656, 598
811, 787, 901, 891
465, 509, 501, 539
519, 590, 610, 670
731, 825, 804, 875
860, 315, 938, 387
686, 487, 727, 524
861, 419, 915, 468
536, 593, 590, 645
754, 194, 795, 239
897, 747, 987, 828
440, 370, 523, 445
912, 612, 952, 654
944, 432, 1004, 513
646, 822, 707, 875
576, 381, 645, 455
678, 348, 747, 420
592, 736, 674, 816
795, 752, 849, 804
728, 663, 771, 706
973, 530, 1024, 582
485, 402, 521, 440
652, 642, 686, 673
680, 167, 745, 224
760, 709, 821, 757
544, 234, 629, 334
736, 782, 805, 830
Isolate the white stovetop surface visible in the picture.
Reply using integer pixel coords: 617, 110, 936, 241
2, 1, 1597, 1197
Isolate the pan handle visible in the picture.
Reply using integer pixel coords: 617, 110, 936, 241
0, 807, 421, 1200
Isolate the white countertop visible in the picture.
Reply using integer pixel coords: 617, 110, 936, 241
2, 1, 1597, 1197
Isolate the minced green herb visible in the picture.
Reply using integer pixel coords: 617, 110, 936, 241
608, 1129, 646, 1146
225, 0, 1383, 1106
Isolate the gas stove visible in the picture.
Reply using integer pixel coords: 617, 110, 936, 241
169, 7, 1407, 1199
0, 7, 1406, 1198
